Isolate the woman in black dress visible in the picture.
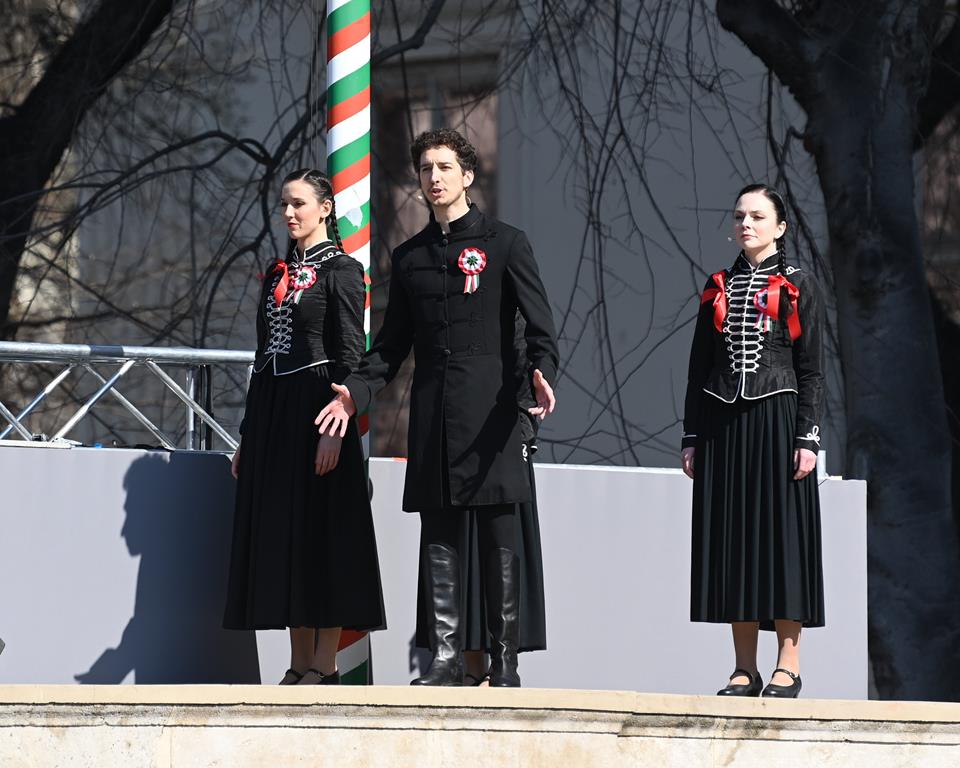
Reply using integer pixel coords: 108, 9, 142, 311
224, 169, 385, 685
681, 184, 824, 699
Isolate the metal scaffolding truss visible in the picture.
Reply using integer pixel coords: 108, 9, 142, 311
0, 341, 254, 451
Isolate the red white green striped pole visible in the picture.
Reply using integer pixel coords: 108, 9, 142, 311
327, 0, 372, 685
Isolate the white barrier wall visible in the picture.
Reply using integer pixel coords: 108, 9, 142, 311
0, 445, 867, 698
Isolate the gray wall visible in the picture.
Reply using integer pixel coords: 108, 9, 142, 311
0, 446, 866, 697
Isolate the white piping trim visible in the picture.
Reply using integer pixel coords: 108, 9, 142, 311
703, 386, 799, 403
252, 357, 333, 376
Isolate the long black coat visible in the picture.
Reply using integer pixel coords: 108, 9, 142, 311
345, 205, 559, 511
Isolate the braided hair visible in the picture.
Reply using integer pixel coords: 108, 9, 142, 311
282, 168, 346, 254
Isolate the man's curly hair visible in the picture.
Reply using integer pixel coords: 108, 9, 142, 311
409, 128, 478, 174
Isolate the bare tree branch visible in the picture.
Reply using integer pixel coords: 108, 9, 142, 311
373, 0, 447, 65
0, 0, 178, 333
715, 0, 818, 109
918, 14, 960, 145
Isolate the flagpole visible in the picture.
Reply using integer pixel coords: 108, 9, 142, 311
327, 0, 372, 685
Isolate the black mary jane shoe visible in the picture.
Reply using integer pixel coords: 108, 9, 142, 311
279, 668, 304, 685
762, 668, 802, 698
716, 668, 763, 697
463, 672, 490, 687
297, 668, 341, 685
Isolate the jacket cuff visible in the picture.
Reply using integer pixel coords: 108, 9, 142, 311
794, 425, 821, 455
533, 359, 557, 388
518, 408, 539, 444
681, 434, 697, 450
343, 373, 371, 414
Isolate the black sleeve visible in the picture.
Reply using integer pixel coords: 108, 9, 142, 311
343, 250, 415, 413
504, 230, 559, 386
792, 272, 825, 454
241, 273, 272, 437
681, 277, 718, 449
512, 312, 539, 444
254, 270, 270, 359
329, 256, 367, 384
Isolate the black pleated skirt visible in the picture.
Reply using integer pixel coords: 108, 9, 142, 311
223, 365, 385, 631
414, 446, 547, 653
690, 392, 824, 630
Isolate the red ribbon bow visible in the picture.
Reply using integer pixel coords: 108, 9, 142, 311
755, 274, 802, 340
271, 260, 290, 306
700, 271, 728, 333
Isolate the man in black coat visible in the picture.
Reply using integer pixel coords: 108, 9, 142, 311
316, 128, 559, 687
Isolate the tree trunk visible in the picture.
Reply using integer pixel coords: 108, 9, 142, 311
718, 1, 960, 699
808, 82, 960, 699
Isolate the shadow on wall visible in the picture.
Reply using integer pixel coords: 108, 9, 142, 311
75, 452, 261, 683
408, 633, 430, 679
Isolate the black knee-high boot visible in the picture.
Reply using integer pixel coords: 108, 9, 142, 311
410, 543, 463, 686
486, 547, 521, 687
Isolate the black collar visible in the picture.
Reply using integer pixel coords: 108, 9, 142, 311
295, 240, 337, 263
431, 203, 483, 238
733, 251, 780, 273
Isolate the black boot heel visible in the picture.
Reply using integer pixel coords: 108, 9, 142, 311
716, 668, 762, 697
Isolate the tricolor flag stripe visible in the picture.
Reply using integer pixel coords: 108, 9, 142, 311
328, 0, 368, 34
342, 223, 371, 254
336, 201, 371, 239
334, 180, 371, 225
328, 15, 370, 59
328, 0, 356, 12
328, 0, 371, 684
327, 63, 370, 110
328, 86, 371, 129
332, 156, 370, 196
328, 105, 371, 157
328, 133, 369, 174
328, 36, 371, 86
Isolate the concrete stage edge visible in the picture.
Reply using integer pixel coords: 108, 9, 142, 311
0, 445, 867, 698
1, 686, 958, 767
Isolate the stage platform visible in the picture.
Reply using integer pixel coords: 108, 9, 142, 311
0, 446, 869, 698
1, 686, 958, 767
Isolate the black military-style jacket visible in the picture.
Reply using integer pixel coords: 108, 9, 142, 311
252, 241, 366, 382
345, 204, 559, 511
682, 252, 825, 453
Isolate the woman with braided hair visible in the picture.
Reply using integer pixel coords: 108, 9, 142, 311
224, 168, 385, 685
681, 184, 825, 699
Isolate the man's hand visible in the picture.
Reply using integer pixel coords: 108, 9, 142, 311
528, 369, 556, 421
681, 447, 695, 479
315, 383, 357, 437
315, 434, 343, 476
794, 448, 817, 480
231, 441, 241, 479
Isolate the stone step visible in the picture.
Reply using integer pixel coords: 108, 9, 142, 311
1, 686, 958, 767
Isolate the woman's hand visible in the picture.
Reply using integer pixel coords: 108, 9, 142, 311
231, 441, 241, 479
681, 447, 695, 479
315, 434, 343, 476
793, 448, 817, 480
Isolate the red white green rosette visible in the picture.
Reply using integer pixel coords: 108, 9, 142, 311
458, 248, 487, 294
292, 264, 318, 292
